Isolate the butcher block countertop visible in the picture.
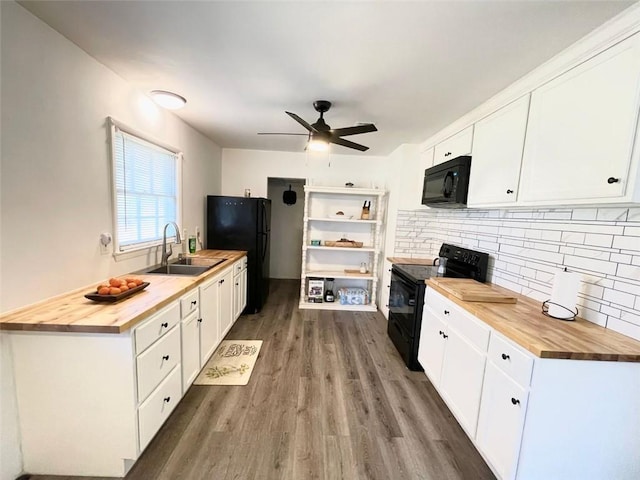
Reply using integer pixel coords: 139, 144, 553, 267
427, 278, 640, 362
0, 250, 246, 334
386, 257, 436, 265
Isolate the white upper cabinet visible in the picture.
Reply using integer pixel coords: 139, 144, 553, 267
434, 126, 474, 166
467, 95, 531, 207
519, 33, 640, 204
398, 147, 432, 210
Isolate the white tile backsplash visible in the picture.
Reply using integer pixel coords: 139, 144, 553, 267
394, 206, 640, 340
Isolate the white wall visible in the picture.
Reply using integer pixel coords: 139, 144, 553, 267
0, 3, 222, 478
267, 179, 305, 279
221, 148, 388, 199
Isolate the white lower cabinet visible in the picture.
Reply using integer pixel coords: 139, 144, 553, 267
419, 287, 640, 480
138, 365, 182, 451
8, 258, 246, 477
181, 309, 201, 391
476, 362, 529, 480
232, 257, 247, 321
199, 275, 221, 365
417, 305, 448, 385
420, 289, 489, 437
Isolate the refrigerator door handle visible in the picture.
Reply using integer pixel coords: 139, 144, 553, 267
261, 232, 268, 263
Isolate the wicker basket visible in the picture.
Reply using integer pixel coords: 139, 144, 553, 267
324, 240, 363, 248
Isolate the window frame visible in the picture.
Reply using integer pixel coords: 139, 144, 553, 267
108, 117, 183, 257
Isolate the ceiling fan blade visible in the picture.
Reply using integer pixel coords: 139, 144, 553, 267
257, 132, 308, 136
330, 124, 377, 137
286, 111, 317, 133
330, 136, 369, 152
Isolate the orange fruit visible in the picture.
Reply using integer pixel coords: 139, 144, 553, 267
120, 285, 129, 292
109, 278, 122, 287
109, 287, 122, 295
98, 287, 110, 295
128, 282, 137, 289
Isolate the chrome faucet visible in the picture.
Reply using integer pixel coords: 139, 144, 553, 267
161, 222, 182, 267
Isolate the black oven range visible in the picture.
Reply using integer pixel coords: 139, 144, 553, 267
387, 243, 489, 371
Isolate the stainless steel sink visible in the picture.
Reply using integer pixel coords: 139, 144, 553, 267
138, 257, 227, 276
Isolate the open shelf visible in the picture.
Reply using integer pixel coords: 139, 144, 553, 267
300, 185, 386, 312
299, 301, 378, 312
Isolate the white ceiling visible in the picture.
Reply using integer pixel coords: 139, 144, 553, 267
19, 0, 635, 156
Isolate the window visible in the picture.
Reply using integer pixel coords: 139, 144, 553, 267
109, 119, 182, 254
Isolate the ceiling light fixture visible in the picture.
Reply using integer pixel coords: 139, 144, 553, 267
150, 90, 187, 110
307, 133, 329, 152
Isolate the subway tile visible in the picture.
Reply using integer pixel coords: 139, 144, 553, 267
584, 233, 613, 248
600, 305, 621, 318
620, 309, 640, 327
627, 208, 640, 222
579, 308, 608, 327
560, 246, 575, 255
544, 211, 572, 220
597, 208, 628, 222
580, 282, 604, 299
613, 280, 640, 295
500, 244, 564, 264
611, 253, 632, 264
603, 289, 636, 309
625, 226, 640, 236
617, 264, 640, 281
606, 318, 640, 341
572, 247, 610, 261
577, 297, 603, 311
561, 231, 586, 244
612, 236, 640, 251
564, 255, 617, 275
520, 267, 536, 278
633, 256, 640, 267
571, 208, 598, 221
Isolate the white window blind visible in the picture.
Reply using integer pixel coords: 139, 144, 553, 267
111, 126, 181, 253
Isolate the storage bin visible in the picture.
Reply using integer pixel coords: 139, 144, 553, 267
337, 287, 369, 305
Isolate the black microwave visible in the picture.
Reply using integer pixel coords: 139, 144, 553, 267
422, 155, 472, 208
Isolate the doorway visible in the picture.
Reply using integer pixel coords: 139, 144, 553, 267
267, 178, 306, 279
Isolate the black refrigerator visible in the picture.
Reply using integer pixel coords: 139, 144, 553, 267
206, 196, 271, 314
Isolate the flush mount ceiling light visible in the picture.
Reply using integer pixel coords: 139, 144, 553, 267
150, 90, 187, 110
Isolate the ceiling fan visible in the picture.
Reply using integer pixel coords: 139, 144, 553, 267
258, 100, 377, 152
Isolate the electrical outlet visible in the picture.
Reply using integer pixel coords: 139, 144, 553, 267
99, 232, 112, 255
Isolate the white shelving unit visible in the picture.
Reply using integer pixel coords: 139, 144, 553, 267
300, 185, 386, 312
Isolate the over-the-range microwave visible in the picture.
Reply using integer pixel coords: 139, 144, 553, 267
422, 155, 471, 208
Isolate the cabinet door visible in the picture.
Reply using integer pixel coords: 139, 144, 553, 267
233, 273, 242, 320
218, 269, 234, 339
380, 260, 392, 320
520, 34, 640, 202
468, 95, 530, 206
439, 326, 487, 437
199, 278, 220, 365
434, 126, 473, 165
240, 268, 247, 314
181, 311, 200, 391
418, 306, 447, 386
476, 362, 529, 480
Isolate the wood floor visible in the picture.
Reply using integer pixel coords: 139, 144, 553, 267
30, 279, 495, 480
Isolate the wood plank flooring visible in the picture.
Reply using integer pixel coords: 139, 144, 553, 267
29, 279, 495, 480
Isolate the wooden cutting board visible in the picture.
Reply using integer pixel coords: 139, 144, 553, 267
429, 278, 518, 304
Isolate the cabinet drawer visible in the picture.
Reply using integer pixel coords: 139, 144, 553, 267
138, 365, 182, 451
488, 333, 534, 387
137, 325, 181, 402
135, 302, 180, 355
233, 259, 244, 275
180, 289, 199, 319
425, 288, 490, 352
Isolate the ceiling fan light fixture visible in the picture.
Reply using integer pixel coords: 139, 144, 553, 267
308, 137, 329, 152
150, 90, 187, 110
